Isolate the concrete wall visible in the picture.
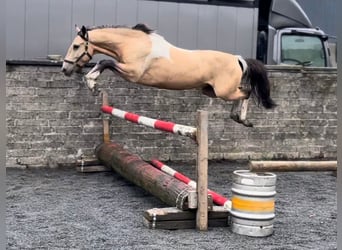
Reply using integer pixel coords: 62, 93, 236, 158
6, 62, 337, 167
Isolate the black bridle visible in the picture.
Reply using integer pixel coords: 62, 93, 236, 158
63, 30, 93, 67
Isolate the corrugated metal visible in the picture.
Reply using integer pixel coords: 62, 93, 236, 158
25, 0, 49, 59
197, 5, 218, 49
137, 1, 159, 27
177, 3, 199, 48
72, 0, 95, 32
6, 0, 258, 60
236, 7, 258, 57
158, 2, 179, 45
6, 0, 25, 59
116, 0, 138, 25
217, 7, 237, 52
94, 0, 116, 26
49, 0, 73, 56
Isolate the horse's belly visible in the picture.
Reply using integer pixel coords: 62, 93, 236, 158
138, 60, 206, 90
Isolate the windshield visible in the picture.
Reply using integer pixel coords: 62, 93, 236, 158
281, 34, 326, 67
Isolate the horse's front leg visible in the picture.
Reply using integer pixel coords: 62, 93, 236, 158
230, 98, 253, 127
84, 60, 118, 93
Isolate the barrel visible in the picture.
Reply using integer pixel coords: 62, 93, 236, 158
230, 170, 277, 237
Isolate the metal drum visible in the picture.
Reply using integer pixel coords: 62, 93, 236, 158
230, 170, 277, 237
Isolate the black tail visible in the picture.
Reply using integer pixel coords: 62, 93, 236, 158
245, 58, 276, 109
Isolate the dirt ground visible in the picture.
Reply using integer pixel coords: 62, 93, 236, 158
6, 161, 337, 250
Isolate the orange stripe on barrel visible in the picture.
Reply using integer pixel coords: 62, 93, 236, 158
232, 197, 275, 213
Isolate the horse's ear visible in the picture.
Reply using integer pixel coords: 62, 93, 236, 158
81, 26, 87, 35
80, 26, 89, 40
75, 25, 81, 32
75, 25, 88, 40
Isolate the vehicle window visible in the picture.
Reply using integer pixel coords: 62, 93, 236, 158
281, 35, 326, 67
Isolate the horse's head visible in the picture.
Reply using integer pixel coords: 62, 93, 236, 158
62, 25, 94, 76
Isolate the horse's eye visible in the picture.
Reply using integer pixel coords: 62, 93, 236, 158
73, 44, 80, 50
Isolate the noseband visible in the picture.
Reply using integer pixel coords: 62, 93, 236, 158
63, 31, 93, 67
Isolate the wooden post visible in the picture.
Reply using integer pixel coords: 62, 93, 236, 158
196, 110, 208, 231
101, 91, 110, 143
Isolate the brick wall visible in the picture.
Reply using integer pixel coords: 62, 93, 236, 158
6, 62, 337, 167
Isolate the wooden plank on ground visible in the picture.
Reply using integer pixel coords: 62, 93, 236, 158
143, 206, 229, 230
143, 217, 228, 230
76, 158, 101, 166
76, 158, 112, 173
76, 165, 112, 173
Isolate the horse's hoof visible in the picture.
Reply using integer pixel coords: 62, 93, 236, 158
91, 85, 101, 96
91, 88, 100, 96
230, 114, 253, 127
242, 120, 253, 127
230, 113, 240, 123
83, 76, 97, 91
92, 90, 100, 96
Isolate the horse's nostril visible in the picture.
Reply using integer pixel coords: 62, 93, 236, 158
61, 68, 66, 72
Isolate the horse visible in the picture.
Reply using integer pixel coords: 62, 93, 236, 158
62, 23, 276, 127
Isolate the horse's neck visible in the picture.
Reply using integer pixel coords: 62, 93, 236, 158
89, 29, 179, 62
88, 29, 129, 58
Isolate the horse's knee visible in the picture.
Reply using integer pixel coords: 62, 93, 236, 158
98, 59, 118, 72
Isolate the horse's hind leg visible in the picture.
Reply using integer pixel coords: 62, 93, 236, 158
84, 60, 117, 92
230, 98, 253, 127
214, 81, 253, 127
202, 85, 217, 98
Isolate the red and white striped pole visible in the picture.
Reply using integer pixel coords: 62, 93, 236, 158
101, 105, 197, 140
150, 159, 232, 210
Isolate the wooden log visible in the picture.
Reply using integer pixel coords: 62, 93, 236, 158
143, 206, 229, 230
96, 142, 195, 210
249, 160, 337, 172
196, 110, 208, 231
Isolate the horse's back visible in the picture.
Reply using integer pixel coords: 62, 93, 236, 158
138, 47, 239, 90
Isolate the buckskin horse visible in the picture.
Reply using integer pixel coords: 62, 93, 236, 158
62, 24, 276, 127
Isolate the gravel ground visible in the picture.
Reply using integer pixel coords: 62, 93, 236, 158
6, 161, 337, 250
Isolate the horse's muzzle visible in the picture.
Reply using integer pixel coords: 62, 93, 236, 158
61, 68, 73, 76
61, 67, 69, 76
61, 61, 75, 76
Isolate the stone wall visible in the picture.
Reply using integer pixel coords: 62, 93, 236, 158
6, 61, 337, 167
